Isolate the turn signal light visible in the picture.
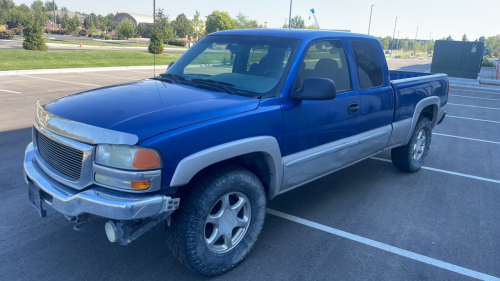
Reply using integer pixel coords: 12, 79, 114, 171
131, 180, 151, 190
133, 150, 160, 169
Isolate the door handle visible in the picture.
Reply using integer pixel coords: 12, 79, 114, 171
348, 103, 360, 115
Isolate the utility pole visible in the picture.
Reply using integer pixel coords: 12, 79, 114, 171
429, 31, 432, 41
415, 26, 419, 41
391, 17, 398, 54
368, 5, 375, 35
53, 0, 56, 27
288, 0, 292, 29
396, 31, 400, 51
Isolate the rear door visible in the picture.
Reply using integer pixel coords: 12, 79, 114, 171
281, 39, 361, 191
349, 39, 394, 158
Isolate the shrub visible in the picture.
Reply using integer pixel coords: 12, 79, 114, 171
91, 32, 99, 38
0, 25, 7, 32
23, 17, 48, 51
44, 28, 52, 34
10, 27, 23, 35
104, 34, 112, 40
148, 28, 164, 54
0, 30, 15, 40
481, 58, 495, 67
167, 38, 184, 46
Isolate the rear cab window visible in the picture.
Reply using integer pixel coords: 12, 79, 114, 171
351, 40, 384, 89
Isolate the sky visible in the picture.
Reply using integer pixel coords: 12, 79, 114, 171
13, 0, 500, 40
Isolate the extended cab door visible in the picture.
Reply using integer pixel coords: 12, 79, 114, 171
280, 39, 361, 192
348, 39, 394, 159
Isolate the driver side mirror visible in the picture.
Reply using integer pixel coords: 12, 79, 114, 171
292, 77, 337, 101
167, 61, 175, 70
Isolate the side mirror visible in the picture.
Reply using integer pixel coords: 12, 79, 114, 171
292, 77, 337, 101
167, 61, 175, 69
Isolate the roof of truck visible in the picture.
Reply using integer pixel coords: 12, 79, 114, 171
210, 29, 376, 40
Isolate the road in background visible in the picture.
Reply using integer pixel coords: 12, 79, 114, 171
0, 67, 499, 280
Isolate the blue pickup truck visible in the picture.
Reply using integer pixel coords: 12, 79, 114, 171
24, 29, 448, 276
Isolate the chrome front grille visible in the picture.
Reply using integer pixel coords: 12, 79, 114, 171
36, 130, 84, 180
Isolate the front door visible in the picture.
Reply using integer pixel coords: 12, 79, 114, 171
281, 39, 361, 192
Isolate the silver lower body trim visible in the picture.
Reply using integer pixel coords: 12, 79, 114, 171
24, 143, 178, 220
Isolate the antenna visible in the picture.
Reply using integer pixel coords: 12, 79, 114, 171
153, 0, 156, 77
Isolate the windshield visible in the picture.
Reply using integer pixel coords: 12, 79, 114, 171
164, 35, 301, 98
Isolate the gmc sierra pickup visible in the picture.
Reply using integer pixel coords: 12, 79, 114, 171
24, 29, 448, 276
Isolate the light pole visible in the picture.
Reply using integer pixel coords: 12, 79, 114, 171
415, 26, 419, 41
414, 26, 419, 56
53, 0, 56, 26
429, 31, 432, 41
396, 31, 400, 51
391, 17, 398, 55
288, 0, 293, 29
368, 4, 375, 35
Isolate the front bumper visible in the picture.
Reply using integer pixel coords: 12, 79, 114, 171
24, 142, 179, 220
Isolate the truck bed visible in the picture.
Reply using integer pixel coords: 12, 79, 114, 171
389, 70, 432, 80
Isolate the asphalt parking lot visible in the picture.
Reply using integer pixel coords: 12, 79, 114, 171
1, 62, 499, 280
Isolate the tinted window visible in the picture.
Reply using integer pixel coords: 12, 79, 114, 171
351, 40, 384, 88
294, 40, 351, 92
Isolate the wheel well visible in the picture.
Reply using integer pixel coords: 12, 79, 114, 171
420, 104, 435, 123
174, 152, 272, 198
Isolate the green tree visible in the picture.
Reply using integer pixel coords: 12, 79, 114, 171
30, 0, 44, 12
462, 34, 468, 41
90, 22, 96, 33
380, 36, 392, 50
283, 15, 305, 29
148, 25, 164, 54
171, 13, 193, 38
66, 15, 80, 35
136, 23, 146, 37
206, 11, 236, 34
235, 12, 259, 29
22, 12, 48, 51
192, 10, 204, 38
117, 18, 135, 39
0, 0, 15, 10
155, 8, 173, 41
446, 35, 453, 41
479, 36, 486, 42
60, 13, 69, 28
43, 0, 57, 11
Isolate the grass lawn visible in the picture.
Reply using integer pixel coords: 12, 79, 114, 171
0, 49, 181, 71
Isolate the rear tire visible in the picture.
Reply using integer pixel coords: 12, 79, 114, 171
165, 164, 266, 276
391, 117, 432, 172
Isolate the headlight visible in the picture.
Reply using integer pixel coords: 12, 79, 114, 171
95, 144, 162, 170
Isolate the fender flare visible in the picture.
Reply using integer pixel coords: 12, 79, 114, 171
170, 136, 283, 199
403, 96, 440, 145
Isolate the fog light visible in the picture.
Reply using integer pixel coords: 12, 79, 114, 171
105, 221, 117, 243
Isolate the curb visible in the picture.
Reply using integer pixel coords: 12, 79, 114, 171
0, 65, 171, 76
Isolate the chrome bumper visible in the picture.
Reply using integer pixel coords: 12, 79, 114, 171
24, 143, 179, 220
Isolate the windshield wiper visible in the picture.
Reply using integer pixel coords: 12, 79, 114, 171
190, 78, 236, 95
158, 73, 185, 83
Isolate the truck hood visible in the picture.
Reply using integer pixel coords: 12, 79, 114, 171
44, 79, 260, 141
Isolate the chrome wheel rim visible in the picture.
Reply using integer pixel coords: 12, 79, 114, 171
204, 192, 251, 253
413, 130, 426, 160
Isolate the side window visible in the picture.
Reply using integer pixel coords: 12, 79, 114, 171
351, 40, 384, 88
295, 40, 352, 92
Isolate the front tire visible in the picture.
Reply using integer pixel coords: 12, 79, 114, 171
165, 165, 266, 276
391, 117, 432, 172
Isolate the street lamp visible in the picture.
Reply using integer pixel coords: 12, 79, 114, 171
415, 26, 419, 41
396, 31, 400, 51
288, 0, 293, 29
391, 17, 398, 55
368, 4, 375, 35
429, 31, 433, 41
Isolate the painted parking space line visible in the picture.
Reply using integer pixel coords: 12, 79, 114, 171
19, 75, 101, 87
448, 103, 500, 111
81, 72, 143, 80
0, 89, 21, 94
371, 157, 500, 184
450, 95, 500, 101
267, 209, 500, 281
451, 88, 500, 95
126, 70, 153, 74
447, 115, 500, 124
433, 133, 500, 145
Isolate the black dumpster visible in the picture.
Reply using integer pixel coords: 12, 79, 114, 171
431, 40, 485, 79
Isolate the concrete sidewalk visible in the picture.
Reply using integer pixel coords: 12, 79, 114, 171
0, 65, 170, 76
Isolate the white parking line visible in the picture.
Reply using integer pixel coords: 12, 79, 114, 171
371, 157, 500, 184
448, 103, 500, 111
450, 95, 500, 101
447, 115, 500, 124
267, 209, 500, 281
452, 88, 500, 95
20, 75, 101, 87
433, 133, 500, 145
81, 72, 142, 80
0, 89, 21, 94
126, 70, 152, 74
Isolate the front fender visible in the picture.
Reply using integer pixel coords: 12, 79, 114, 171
170, 136, 283, 199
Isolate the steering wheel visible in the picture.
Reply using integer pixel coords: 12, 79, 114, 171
263, 70, 281, 79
